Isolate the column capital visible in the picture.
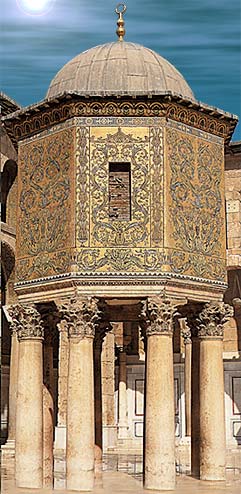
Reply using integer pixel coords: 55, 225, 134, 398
94, 320, 112, 351
7, 304, 44, 341
57, 296, 101, 339
180, 320, 192, 345
39, 306, 60, 346
4, 305, 18, 335
141, 294, 179, 337
187, 302, 233, 339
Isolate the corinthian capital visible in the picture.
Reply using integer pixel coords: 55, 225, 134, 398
141, 294, 179, 337
7, 304, 44, 341
179, 319, 192, 345
187, 302, 233, 339
57, 296, 101, 339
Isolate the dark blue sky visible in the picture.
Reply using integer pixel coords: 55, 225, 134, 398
1, 0, 241, 139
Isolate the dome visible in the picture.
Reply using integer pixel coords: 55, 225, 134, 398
46, 42, 195, 100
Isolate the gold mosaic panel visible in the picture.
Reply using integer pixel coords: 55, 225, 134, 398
89, 127, 150, 248
16, 128, 75, 281
165, 125, 226, 280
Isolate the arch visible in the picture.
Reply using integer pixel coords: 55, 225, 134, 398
1, 159, 17, 223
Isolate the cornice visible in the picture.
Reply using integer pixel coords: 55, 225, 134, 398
2, 93, 238, 148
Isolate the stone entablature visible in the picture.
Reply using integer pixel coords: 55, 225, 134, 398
3, 94, 238, 147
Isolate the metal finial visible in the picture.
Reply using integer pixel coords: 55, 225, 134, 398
115, 3, 127, 41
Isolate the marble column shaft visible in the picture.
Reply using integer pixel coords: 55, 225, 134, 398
184, 341, 192, 437
7, 327, 19, 443
12, 304, 44, 489
191, 336, 200, 477
59, 297, 99, 492
94, 341, 103, 476
43, 329, 54, 489
118, 350, 128, 438
67, 336, 95, 491
199, 337, 226, 480
188, 302, 233, 482
143, 295, 177, 491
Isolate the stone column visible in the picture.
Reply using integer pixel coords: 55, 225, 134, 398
188, 302, 233, 481
41, 311, 55, 489
102, 330, 117, 450
59, 297, 100, 492
94, 339, 103, 478
181, 324, 192, 437
142, 295, 178, 491
10, 304, 44, 489
94, 320, 110, 480
117, 348, 129, 439
2, 310, 19, 454
199, 303, 233, 481
191, 335, 200, 477
54, 319, 69, 452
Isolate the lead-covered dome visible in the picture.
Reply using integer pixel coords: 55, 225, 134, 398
46, 41, 195, 100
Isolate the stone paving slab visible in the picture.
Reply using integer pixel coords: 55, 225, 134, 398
1, 471, 241, 494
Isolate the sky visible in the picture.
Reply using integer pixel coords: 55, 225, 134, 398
1, 0, 241, 140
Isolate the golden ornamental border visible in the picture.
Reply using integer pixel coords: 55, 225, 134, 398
3, 97, 236, 147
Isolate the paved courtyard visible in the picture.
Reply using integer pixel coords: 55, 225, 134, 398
2, 459, 241, 494
2, 471, 241, 494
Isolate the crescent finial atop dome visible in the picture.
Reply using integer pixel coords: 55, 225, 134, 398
115, 3, 127, 41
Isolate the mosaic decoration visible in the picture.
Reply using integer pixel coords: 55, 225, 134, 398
17, 129, 75, 279
15, 117, 227, 286
89, 127, 150, 247
16, 251, 72, 281
150, 127, 164, 245
76, 127, 89, 246
166, 126, 225, 279
73, 247, 226, 280
5, 97, 236, 147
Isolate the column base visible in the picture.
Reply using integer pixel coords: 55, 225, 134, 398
200, 470, 226, 482
1, 439, 15, 459
117, 424, 129, 439
144, 477, 176, 491
66, 470, 94, 492
103, 425, 117, 451
54, 425, 66, 453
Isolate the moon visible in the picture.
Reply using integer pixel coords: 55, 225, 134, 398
16, 0, 55, 16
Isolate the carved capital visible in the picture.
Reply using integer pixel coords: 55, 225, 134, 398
39, 305, 60, 346
7, 304, 44, 341
187, 302, 233, 339
4, 306, 18, 335
95, 320, 112, 351
141, 294, 179, 337
179, 319, 192, 345
57, 296, 101, 339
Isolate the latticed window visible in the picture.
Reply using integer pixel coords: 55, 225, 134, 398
109, 162, 131, 220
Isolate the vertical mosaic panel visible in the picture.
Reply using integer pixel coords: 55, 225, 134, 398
150, 127, 164, 246
16, 128, 75, 281
76, 127, 90, 246
165, 125, 226, 280
89, 127, 150, 248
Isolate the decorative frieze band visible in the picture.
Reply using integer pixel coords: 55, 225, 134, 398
186, 302, 233, 339
4, 96, 236, 147
57, 296, 101, 339
7, 304, 44, 340
141, 293, 179, 337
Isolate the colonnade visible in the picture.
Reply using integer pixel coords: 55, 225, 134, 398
6, 294, 232, 491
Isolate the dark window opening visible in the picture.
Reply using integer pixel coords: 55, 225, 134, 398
109, 163, 131, 221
